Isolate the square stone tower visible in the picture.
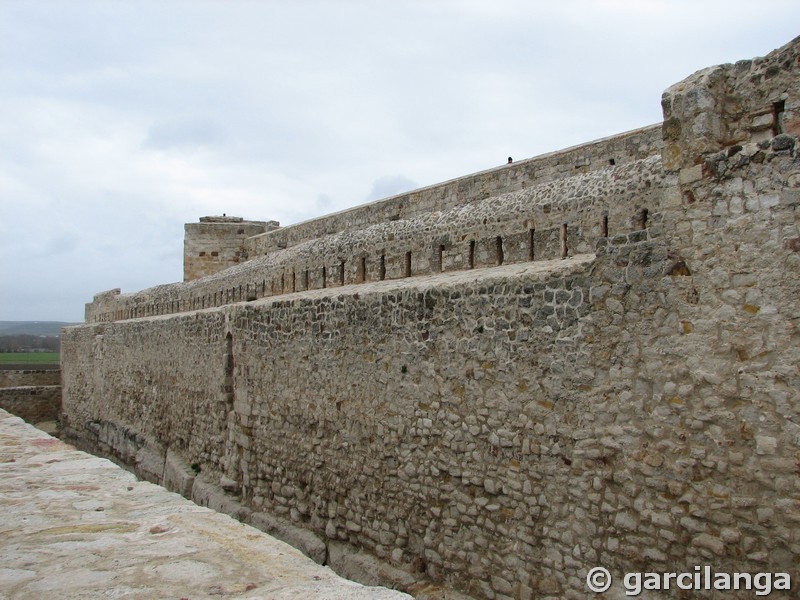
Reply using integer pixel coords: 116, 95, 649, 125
183, 216, 279, 281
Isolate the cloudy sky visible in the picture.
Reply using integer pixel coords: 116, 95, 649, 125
1, 1, 798, 322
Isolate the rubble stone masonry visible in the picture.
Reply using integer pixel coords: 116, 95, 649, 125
0, 369, 61, 427
63, 36, 800, 599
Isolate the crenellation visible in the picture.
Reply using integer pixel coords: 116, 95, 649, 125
62, 36, 800, 600
85, 154, 666, 324
245, 125, 663, 258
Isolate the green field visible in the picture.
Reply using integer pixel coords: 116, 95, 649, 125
0, 352, 60, 365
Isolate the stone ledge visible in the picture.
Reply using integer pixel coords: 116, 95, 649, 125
64, 417, 483, 599
0, 409, 410, 600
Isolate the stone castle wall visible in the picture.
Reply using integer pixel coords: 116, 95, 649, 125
0, 386, 61, 425
244, 125, 662, 256
63, 37, 800, 599
183, 216, 278, 282
0, 369, 60, 388
84, 126, 662, 324
0, 369, 61, 427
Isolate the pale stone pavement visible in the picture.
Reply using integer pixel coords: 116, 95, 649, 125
0, 409, 411, 599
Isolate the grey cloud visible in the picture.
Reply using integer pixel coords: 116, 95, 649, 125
366, 176, 419, 202
316, 194, 333, 211
36, 232, 80, 259
144, 117, 226, 151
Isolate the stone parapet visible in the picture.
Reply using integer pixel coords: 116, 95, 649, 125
63, 123, 800, 597
0, 369, 60, 387
84, 152, 666, 323
662, 34, 800, 172
0, 385, 61, 425
0, 409, 411, 600
246, 125, 662, 257
64, 36, 800, 600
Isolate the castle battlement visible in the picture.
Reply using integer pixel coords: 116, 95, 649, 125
66, 36, 800, 600
86, 125, 664, 323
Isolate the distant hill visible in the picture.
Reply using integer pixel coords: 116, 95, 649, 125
0, 321, 80, 337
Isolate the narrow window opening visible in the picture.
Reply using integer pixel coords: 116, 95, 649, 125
404, 252, 412, 277
224, 332, 234, 404
291, 271, 296, 293
322, 266, 327, 288
468, 241, 475, 269
496, 236, 504, 266
640, 208, 649, 230
561, 223, 569, 258
304, 269, 309, 290
339, 260, 345, 286
528, 229, 535, 261
359, 256, 367, 283
379, 255, 386, 281
773, 100, 786, 136
280, 274, 285, 293
601, 214, 609, 238
438, 245, 445, 272
225, 333, 233, 373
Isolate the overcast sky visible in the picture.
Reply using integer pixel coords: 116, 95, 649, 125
1, 1, 798, 323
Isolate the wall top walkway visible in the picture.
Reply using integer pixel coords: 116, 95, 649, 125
0, 409, 410, 600
247, 124, 662, 255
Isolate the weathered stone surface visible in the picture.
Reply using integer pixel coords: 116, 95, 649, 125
250, 511, 328, 565
328, 542, 419, 589
0, 410, 411, 600
162, 448, 196, 497
0, 369, 60, 387
0, 385, 60, 426
192, 474, 253, 523
184, 216, 278, 282
62, 36, 800, 600
0, 369, 61, 430
84, 134, 664, 323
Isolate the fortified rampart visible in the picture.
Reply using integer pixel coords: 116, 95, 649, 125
63, 37, 800, 599
184, 215, 280, 281
0, 369, 61, 429
84, 125, 662, 324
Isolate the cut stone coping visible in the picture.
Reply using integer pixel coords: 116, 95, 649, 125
0, 409, 411, 600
